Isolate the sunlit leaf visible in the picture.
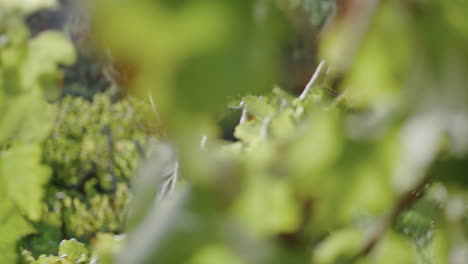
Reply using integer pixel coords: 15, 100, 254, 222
312, 228, 364, 264
0, 192, 34, 263
362, 231, 418, 264
21, 31, 76, 90
0, 91, 56, 143
58, 239, 89, 263
233, 175, 301, 235
0, 144, 51, 220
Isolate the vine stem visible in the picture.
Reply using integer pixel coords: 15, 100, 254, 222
352, 178, 429, 260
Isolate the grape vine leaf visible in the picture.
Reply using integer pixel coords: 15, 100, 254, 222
0, 91, 56, 143
0, 145, 46, 263
0, 205, 34, 263
0, 144, 51, 221
21, 30, 76, 91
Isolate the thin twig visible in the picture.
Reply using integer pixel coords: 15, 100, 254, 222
261, 115, 274, 138
239, 101, 248, 125
169, 161, 179, 194
352, 178, 429, 260
157, 161, 179, 200
299, 60, 326, 101
200, 135, 208, 149
148, 89, 160, 122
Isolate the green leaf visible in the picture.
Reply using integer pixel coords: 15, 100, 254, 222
349, 3, 411, 107
338, 163, 395, 223
312, 228, 364, 264
34, 255, 62, 264
22, 238, 90, 264
243, 96, 276, 120
269, 108, 295, 139
0, 90, 56, 143
234, 120, 262, 144
92, 233, 126, 264
21, 31, 76, 91
362, 231, 418, 264
58, 239, 89, 263
287, 112, 342, 190
425, 230, 450, 264
233, 175, 301, 235
0, 200, 34, 263
0, 147, 37, 263
0, 144, 51, 220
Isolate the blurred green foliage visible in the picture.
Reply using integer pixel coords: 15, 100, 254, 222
19, 94, 155, 260
43, 95, 152, 188
1, 2, 153, 259
0, 0, 75, 262
23, 238, 90, 263
1, 0, 468, 264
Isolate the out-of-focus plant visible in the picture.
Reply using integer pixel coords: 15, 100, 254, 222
2, 0, 468, 263
320, 1, 468, 261
19, 94, 156, 260
275, 0, 335, 92
1, 2, 153, 261
0, 0, 75, 262
276, 0, 336, 28
42, 95, 153, 238
88, 0, 468, 264
44, 95, 153, 189
22, 235, 125, 264
22, 238, 90, 264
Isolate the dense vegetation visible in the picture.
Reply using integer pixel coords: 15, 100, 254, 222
1, 0, 467, 264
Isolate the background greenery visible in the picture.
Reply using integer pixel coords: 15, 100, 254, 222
0, 0, 467, 263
